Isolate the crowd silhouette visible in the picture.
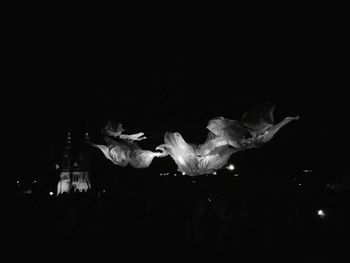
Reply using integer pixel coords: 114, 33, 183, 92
12, 173, 349, 262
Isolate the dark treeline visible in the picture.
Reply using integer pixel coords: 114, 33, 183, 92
11, 171, 350, 262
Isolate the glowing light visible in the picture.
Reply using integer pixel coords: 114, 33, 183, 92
182, 172, 186, 175
234, 173, 239, 177
212, 171, 217, 175
317, 210, 326, 218
226, 164, 235, 171
33, 180, 37, 183
55, 164, 60, 170
92, 104, 299, 177
49, 191, 54, 196
17, 180, 19, 184
298, 183, 302, 186
303, 169, 312, 173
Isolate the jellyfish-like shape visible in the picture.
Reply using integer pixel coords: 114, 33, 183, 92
206, 103, 299, 150
103, 121, 125, 137
129, 149, 167, 168
206, 117, 249, 149
156, 132, 236, 176
91, 142, 130, 167
241, 103, 300, 147
92, 123, 166, 168
92, 140, 166, 168
102, 121, 146, 141
157, 104, 298, 176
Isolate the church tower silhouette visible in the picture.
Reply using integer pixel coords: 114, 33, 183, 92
56, 128, 91, 195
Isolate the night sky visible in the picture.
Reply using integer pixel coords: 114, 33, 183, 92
9, 20, 348, 182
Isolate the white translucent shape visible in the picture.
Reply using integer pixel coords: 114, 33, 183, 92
119, 132, 147, 141
129, 150, 165, 168
94, 107, 299, 175
104, 121, 146, 141
207, 117, 248, 148
104, 121, 125, 137
157, 132, 235, 176
92, 134, 167, 169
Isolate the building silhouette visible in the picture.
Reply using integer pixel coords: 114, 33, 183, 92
57, 129, 91, 195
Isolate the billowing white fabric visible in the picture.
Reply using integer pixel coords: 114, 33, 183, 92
103, 121, 146, 141
92, 122, 166, 168
92, 104, 299, 176
156, 132, 236, 176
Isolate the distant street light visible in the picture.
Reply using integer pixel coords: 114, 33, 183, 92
317, 209, 326, 218
226, 164, 235, 171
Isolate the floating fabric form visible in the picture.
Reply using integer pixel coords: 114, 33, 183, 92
206, 117, 249, 149
240, 103, 300, 147
92, 142, 130, 167
129, 149, 168, 168
206, 103, 299, 150
92, 123, 166, 168
102, 121, 146, 141
157, 104, 299, 176
92, 104, 299, 175
156, 132, 236, 176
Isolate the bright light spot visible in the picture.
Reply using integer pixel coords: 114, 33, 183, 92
317, 210, 326, 218
234, 173, 239, 177
102, 189, 106, 193
182, 172, 186, 175
174, 174, 177, 176
208, 198, 212, 202
33, 180, 37, 183
226, 164, 235, 171
303, 169, 312, 173
298, 183, 302, 186
212, 171, 217, 175
17, 180, 19, 184
55, 164, 60, 170
49, 191, 54, 196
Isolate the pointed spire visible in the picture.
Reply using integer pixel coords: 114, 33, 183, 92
84, 126, 90, 142
65, 130, 72, 149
